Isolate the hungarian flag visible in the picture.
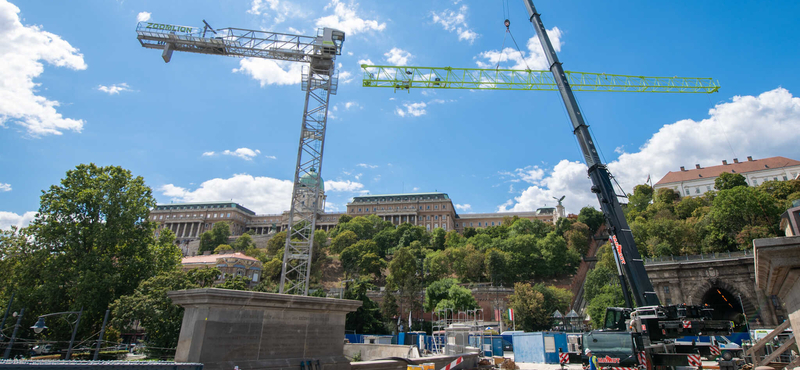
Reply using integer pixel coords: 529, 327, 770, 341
508, 308, 515, 321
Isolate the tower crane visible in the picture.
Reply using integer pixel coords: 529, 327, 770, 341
362, 1, 731, 367
136, 21, 345, 295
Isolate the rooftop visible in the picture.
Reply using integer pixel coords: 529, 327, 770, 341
181, 252, 260, 264
154, 201, 256, 215
655, 156, 800, 185
456, 211, 548, 219
351, 192, 450, 202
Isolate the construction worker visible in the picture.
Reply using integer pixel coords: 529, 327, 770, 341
586, 348, 600, 370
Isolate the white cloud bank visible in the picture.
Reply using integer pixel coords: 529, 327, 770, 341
316, 0, 385, 36
384, 48, 412, 66
499, 88, 800, 214
0, 0, 87, 136
0, 183, 10, 192
326, 180, 364, 192
455, 204, 472, 212
247, 0, 304, 26
160, 174, 294, 214
431, 5, 478, 44
137, 12, 151, 22
233, 58, 303, 86
0, 211, 36, 230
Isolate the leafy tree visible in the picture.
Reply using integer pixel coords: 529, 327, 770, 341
435, 285, 479, 312
532, 284, 572, 323
583, 264, 615, 303
758, 179, 800, 201
449, 245, 484, 282
565, 222, 591, 255
627, 184, 654, 215
199, 222, 231, 254
654, 188, 682, 205
715, 172, 748, 191
218, 275, 250, 290
705, 186, 782, 251
111, 269, 198, 358
423, 250, 451, 282
233, 233, 254, 251
13, 164, 170, 341
431, 228, 447, 250
266, 231, 287, 256
674, 196, 707, 220
554, 217, 574, 237
735, 225, 774, 250
252, 279, 278, 293
386, 247, 423, 320
508, 282, 548, 331
578, 207, 605, 233
214, 244, 233, 254
262, 257, 283, 282
538, 232, 579, 277
444, 230, 465, 249
509, 218, 550, 238
331, 230, 358, 254
463, 227, 477, 238
187, 267, 221, 287
587, 284, 625, 329
344, 279, 388, 334
424, 278, 459, 312
485, 248, 511, 286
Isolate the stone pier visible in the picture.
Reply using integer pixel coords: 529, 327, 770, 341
168, 288, 362, 370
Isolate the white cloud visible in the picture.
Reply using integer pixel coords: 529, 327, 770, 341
248, 0, 305, 25
344, 101, 360, 109
357, 163, 378, 169
326, 180, 364, 192
431, 5, 479, 44
614, 145, 625, 154
358, 58, 373, 66
338, 64, 353, 84
265, 155, 277, 159
160, 174, 293, 214
316, 0, 386, 36
0, 0, 87, 136
354, 173, 362, 180
347, 51, 353, 56
0, 183, 10, 192
396, 102, 427, 117
499, 87, 800, 214
384, 48, 412, 66
222, 148, 261, 160
607, 87, 800, 192
0, 211, 36, 230
136, 12, 151, 22
412, 187, 419, 191
475, 27, 562, 70
455, 203, 471, 212
233, 58, 303, 86
203, 148, 261, 160
498, 159, 595, 214
97, 83, 132, 95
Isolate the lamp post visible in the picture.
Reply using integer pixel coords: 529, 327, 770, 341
31, 307, 83, 360
2, 308, 24, 359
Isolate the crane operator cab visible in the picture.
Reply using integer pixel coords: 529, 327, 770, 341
315, 28, 345, 58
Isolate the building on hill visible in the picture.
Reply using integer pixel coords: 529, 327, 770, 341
654, 156, 800, 197
181, 252, 262, 287
151, 190, 567, 254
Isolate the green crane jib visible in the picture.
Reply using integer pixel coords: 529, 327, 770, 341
137, 21, 345, 296
361, 65, 720, 94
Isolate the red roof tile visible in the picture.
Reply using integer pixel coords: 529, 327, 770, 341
655, 156, 800, 185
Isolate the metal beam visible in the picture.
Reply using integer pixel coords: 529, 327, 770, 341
361, 65, 720, 93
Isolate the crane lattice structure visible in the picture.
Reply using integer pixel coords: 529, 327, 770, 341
361, 65, 719, 93
137, 21, 345, 295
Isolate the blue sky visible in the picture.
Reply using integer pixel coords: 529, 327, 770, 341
3, 0, 800, 229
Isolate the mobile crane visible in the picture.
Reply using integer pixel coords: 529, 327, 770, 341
136, 21, 345, 295
361, 1, 732, 368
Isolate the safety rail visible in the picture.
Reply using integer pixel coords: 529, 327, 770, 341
644, 250, 753, 265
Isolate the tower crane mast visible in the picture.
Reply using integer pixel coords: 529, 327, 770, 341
136, 21, 345, 295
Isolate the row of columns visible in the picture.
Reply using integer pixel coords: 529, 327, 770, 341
380, 214, 417, 225
246, 223, 337, 235
166, 222, 203, 238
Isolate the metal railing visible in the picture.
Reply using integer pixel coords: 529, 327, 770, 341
644, 249, 753, 265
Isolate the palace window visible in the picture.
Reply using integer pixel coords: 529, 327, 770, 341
227, 213, 231, 218
695, 188, 700, 194
434, 216, 438, 220
434, 205, 438, 209
706, 186, 711, 192
427, 206, 430, 209
470, 223, 473, 227
478, 222, 482, 227
492, 222, 495, 226
784, 176, 789, 181
358, 208, 362, 212
663, 286, 670, 295
427, 216, 430, 220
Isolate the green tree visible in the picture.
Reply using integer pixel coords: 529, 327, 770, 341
218, 275, 250, 290
266, 231, 287, 256
758, 179, 800, 200
583, 265, 614, 303
705, 186, 782, 251
715, 172, 748, 191
554, 217, 574, 237
17, 164, 168, 341
424, 250, 452, 283
565, 222, 591, 255
735, 225, 774, 250
654, 188, 682, 205
199, 222, 231, 254
233, 233, 254, 251
538, 231, 579, 277
578, 207, 605, 233
344, 279, 388, 334
187, 267, 221, 287
587, 285, 625, 329
444, 230, 465, 249
435, 285, 479, 312
627, 184, 654, 215
485, 248, 511, 286
508, 282, 549, 331
424, 278, 459, 312
330, 230, 358, 254
111, 269, 198, 358
448, 245, 484, 282
386, 247, 423, 320
431, 228, 447, 251
214, 244, 233, 254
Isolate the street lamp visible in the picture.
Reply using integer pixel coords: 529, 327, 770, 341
30, 307, 83, 360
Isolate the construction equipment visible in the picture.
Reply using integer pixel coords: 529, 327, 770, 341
362, 1, 731, 367
136, 21, 344, 295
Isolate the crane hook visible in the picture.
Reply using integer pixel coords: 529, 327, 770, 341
504, 19, 510, 29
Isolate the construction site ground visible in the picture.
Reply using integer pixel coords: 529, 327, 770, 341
499, 352, 719, 370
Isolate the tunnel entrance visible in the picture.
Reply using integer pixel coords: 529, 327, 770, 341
701, 286, 747, 332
